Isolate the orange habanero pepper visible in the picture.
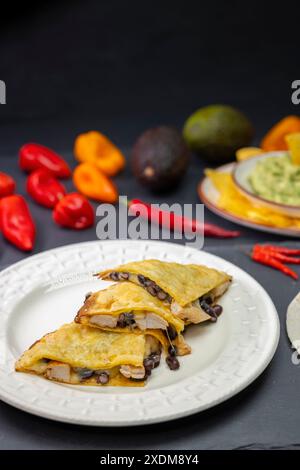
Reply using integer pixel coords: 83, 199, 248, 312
73, 162, 118, 203
74, 131, 125, 177
261, 115, 300, 151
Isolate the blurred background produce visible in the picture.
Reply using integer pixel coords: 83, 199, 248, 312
0, 0, 299, 253
183, 105, 254, 163
74, 131, 125, 176
261, 116, 300, 151
131, 126, 189, 191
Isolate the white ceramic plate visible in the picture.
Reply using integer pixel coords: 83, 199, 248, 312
0, 240, 279, 426
199, 163, 300, 237
233, 151, 300, 219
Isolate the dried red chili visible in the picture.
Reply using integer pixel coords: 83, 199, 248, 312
255, 244, 300, 255
251, 245, 299, 280
253, 246, 300, 264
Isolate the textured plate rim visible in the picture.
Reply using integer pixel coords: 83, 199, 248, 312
0, 240, 280, 426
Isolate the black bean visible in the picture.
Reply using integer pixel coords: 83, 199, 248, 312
204, 296, 213, 305
213, 305, 223, 316
157, 290, 168, 300
200, 299, 221, 322
41, 358, 51, 364
97, 372, 109, 384
199, 299, 210, 313
75, 368, 94, 379
117, 312, 135, 327
110, 272, 119, 281
124, 312, 134, 320
117, 314, 126, 328
200, 299, 215, 316
147, 285, 158, 296
124, 312, 135, 324
144, 278, 154, 287
167, 325, 178, 341
143, 357, 154, 375
209, 313, 218, 322
168, 345, 177, 357
165, 295, 172, 303
137, 274, 147, 285
142, 361, 152, 378
166, 355, 180, 371
85, 292, 93, 300
149, 353, 161, 368
119, 272, 129, 280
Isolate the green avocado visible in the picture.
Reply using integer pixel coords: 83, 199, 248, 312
183, 105, 254, 163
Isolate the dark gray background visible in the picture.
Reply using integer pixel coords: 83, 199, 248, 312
0, 0, 300, 450
0, 0, 299, 127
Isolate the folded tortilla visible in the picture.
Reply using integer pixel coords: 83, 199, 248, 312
75, 282, 190, 355
15, 322, 167, 387
97, 259, 232, 324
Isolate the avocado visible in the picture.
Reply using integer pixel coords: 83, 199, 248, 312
131, 126, 190, 191
183, 105, 254, 163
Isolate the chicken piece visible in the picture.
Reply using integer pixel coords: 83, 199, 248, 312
134, 312, 168, 330
171, 280, 231, 323
90, 314, 118, 328
210, 280, 231, 299
170, 301, 210, 323
45, 361, 71, 382
119, 365, 145, 380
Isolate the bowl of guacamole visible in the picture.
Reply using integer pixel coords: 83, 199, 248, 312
233, 151, 300, 218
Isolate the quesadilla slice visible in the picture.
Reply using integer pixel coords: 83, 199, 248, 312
15, 323, 167, 387
97, 259, 232, 324
75, 282, 190, 356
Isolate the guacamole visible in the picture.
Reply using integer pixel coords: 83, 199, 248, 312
249, 154, 300, 206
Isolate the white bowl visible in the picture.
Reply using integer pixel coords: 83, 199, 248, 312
233, 151, 300, 219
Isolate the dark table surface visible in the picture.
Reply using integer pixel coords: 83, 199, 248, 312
0, 119, 299, 450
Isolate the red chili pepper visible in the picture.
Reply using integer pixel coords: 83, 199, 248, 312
19, 143, 71, 178
255, 244, 300, 255
252, 249, 298, 280
0, 195, 35, 251
270, 253, 300, 264
128, 199, 240, 238
53, 192, 94, 230
253, 246, 300, 264
0, 172, 16, 198
26, 169, 66, 208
